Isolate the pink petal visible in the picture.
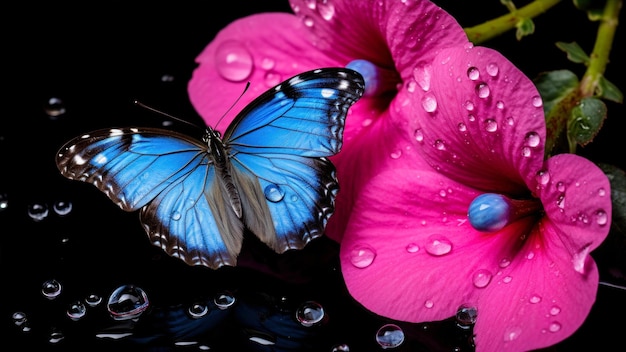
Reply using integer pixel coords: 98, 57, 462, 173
326, 109, 431, 242
188, 13, 338, 131
535, 153, 612, 260
340, 167, 485, 322
472, 221, 600, 352
340, 167, 606, 352
408, 45, 546, 195
289, 0, 468, 79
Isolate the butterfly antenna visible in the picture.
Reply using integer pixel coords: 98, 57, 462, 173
214, 82, 251, 129
133, 100, 199, 129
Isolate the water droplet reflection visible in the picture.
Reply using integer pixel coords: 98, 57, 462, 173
107, 284, 150, 321
376, 324, 405, 349
42, 279, 62, 300
295, 301, 326, 327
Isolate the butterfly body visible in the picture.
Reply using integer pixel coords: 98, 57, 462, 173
56, 68, 364, 269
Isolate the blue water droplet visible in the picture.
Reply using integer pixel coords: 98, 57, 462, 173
468, 193, 511, 232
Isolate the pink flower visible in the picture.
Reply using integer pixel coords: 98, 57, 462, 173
188, 0, 468, 242
187, 1, 612, 351
340, 44, 612, 352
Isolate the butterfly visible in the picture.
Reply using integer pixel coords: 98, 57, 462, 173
56, 68, 365, 270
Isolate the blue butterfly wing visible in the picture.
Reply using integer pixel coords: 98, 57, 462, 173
55, 68, 364, 270
224, 68, 365, 253
56, 128, 242, 269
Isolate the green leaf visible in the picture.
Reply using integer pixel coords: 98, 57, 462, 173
567, 96, 607, 147
597, 75, 624, 103
534, 70, 579, 115
515, 18, 535, 40
555, 41, 590, 64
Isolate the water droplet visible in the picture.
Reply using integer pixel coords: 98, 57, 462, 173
548, 321, 561, 332
455, 304, 478, 329
107, 284, 150, 320
187, 302, 209, 319
214, 41, 253, 82
475, 82, 490, 98
463, 100, 475, 111
413, 64, 432, 91
424, 300, 434, 308
376, 324, 405, 349
504, 326, 522, 341
296, 301, 326, 327
317, 1, 335, 21
556, 193, 566, 209
160, 74, 175, 82
44, 97, 66, 118
302, 15, 315, 27
42, 279, 62, 300
486, 62, 499, 77
405, 243, 420, 253
472, 269, 493, 288
521, 146, 531, 157
529, 295, 542, 304
434, 139, 446, 151
390, 150, 402, 159
331, 344, 350, 352
532, 95, 543, 107
171, 210, 181, 221
66, 300, 87, 321
28, 202, 49, 221
12, 311, 27, 326
597, 187, 606, 196
264, 184, 285, 202
457, 122, 467, 132
264, 71, 281, 87
421, 93, 437, 112
502, 275, 512, 283
505, 116, 515, 126
499, 258, 511, 268
48, 328, 65, 344
595, 209, 608, 226
484, 118, 498, 132
496, 100, 504, 109
0, 193, 8, 210
572, 244, 591, 273
535, 170, 550, 186
468, 113, 476, 122
414, 128, 424, 143
424, 235, 452, 256
549, 305, 561, 316
467, 67, 480, 81
85, 294, 102, 307
209, 292, 233, 312
53, 200, 73, 216
350, 245, 377, 268
524, 132, 541, 147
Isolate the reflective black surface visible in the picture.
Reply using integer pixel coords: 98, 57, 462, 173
2, 1, 625, 351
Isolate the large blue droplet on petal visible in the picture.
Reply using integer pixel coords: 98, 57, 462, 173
468, 193, 511, 232
346, 59, 380, 97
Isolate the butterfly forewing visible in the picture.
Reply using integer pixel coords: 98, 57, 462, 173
55, 68, 365, 269
226, 68, 364, 253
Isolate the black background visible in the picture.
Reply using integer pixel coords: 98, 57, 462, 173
2, 1, 624, 351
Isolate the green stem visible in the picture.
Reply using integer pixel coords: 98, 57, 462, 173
579, 0, 622, 97
465, 0, 563, 44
